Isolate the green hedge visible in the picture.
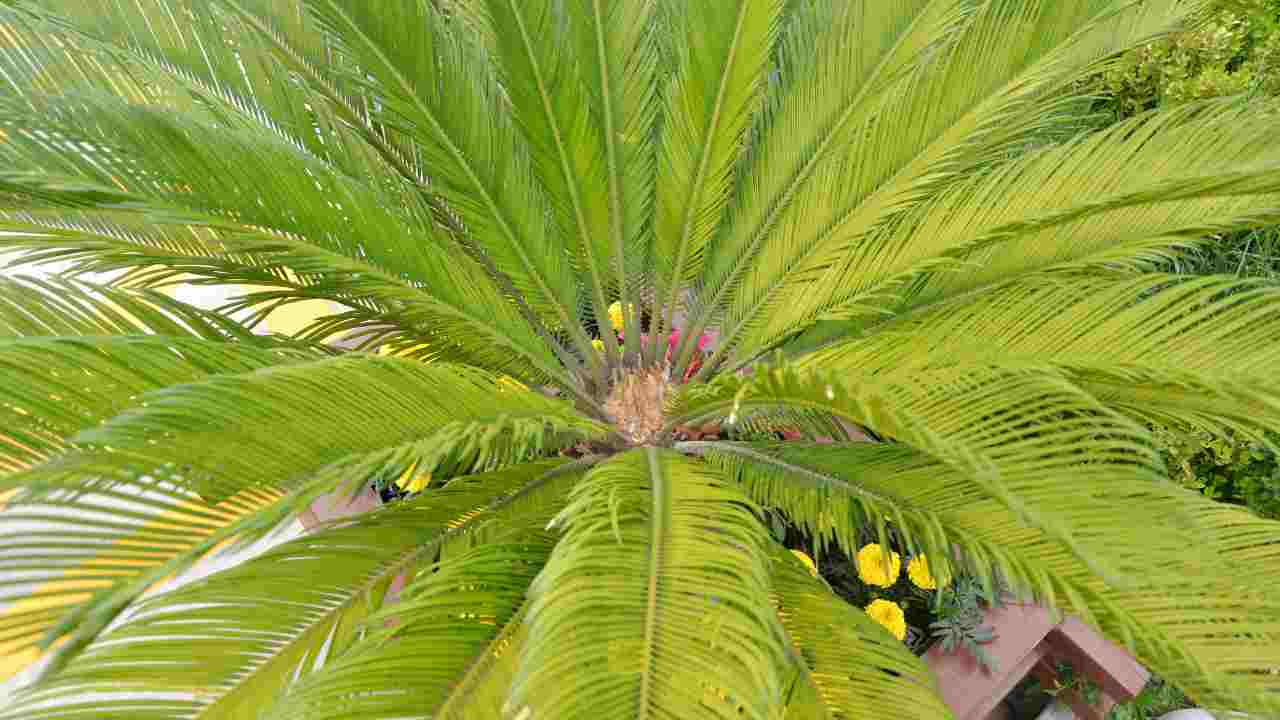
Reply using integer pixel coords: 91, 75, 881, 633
1154, 422, 1280, 519
1083, 1, 1280, 280
1089, 0, 1280, 122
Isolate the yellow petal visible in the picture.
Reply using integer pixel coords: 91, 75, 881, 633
855, 544, 901, 588
790, 549, 819, 578
395, 463, 429, 493
607, 301, 632, 332
908, 555, 939, 590
864, 599, 907, 641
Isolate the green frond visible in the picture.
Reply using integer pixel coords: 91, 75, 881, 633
509, 449, 790, 719
671, 362, 1176, 587
564, 0, 660, 360
768, 546, 954, 719
0, 0, 575, 383
9, 0, 412, 204
0, 89, 564, 383
461, 0, 620, 366
261, 532, 554, 720
805, 274, 1280, 438
50, 358, 606, 500
0, 92, 430, 279
0, 275, 275, 343
686, 441, 949, 575
0, 459, 579, 720
688, 0, 966, 368
1116, 498, 1280, 713
1058, 499, 1280, 714
0, 478, 288, 688
696, 440, 1160, 607
653, 0, 784, 351
0, 300, 319, 475
789, 99, 1280, 345
702, 437, 1280, 714
700, 0, 1203, 373
300, 0, 591, 357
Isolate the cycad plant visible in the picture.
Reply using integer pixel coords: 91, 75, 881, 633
2, 1, 1280, 718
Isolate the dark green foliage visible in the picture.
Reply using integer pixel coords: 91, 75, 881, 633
1087, 0, 1280, 122
1107, 676, 1194, 720
929, 576, 1005, 673
768, 508, 1003, 669
1082, 1, 1280, 281
1035, 660, 1102, 707
1166, 227, 1280, 278
1154, 422, 1280, 518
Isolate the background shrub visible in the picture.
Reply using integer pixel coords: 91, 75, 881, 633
1152, 423, 1280, 519
1084, 0, 1280, 280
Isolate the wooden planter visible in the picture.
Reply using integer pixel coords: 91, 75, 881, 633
924, 602, 1149, 720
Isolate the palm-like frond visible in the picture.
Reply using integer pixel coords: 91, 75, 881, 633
699, 439, 1280, 714
806, 274, 1280, 437
301, 1, 592, 355
0, 479, 287, 686
653, 0, 783, 348
52, 358, 606, 499
460, 0, 619, 368
672, 362, 1170, 585
755, 99, 1280, 359
0, 2, 583, 390
509, 449, 790, 719
563, 0, 660, 357
0, 460, 579, 720
1, 346, 597, 684
768, 546, 955, 719
0, 277, 322, 474
5, 0, 1280, 717
695, 0, 1206, 375
0, 276, 265, 342
0, 92, 564, 384
685, 0, 969, 370
261, 532, 555, 720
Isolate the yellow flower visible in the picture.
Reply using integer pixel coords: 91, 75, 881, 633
606, 301, 632, 332
855, 544, 900, 587
908, 554, 943, 590
864, 599, 907, 641
395, 464, 430, 493
591, 338, 605, 354
790, 549, 819, 578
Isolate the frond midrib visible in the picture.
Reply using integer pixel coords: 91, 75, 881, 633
658, 0, 753, 352
317, 2, 593, 359
677, 0, 948, 374
707, 1, 1188, 372
189, 461, 574, 717
501, 0, 618, 374
588, 0, 640, 364
228, 0, 592, 386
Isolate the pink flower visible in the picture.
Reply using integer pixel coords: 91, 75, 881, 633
664, 329, 713, 354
